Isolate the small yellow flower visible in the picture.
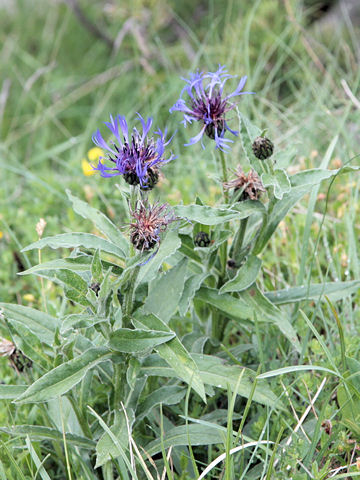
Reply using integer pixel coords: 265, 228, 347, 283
0, 231, 3, 239
81, 148, 103, 176
87, 147, 103, 161
23, 293, 35, 303
82, 159, 97, 176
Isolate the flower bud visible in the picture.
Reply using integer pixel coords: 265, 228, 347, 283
130, 231, 158, 251
124, 172, 140, 186
194, 231, 211, 248
90, 282, 100, 296
140, 168, 159, 191
252, 136, 274, 160
205, 120, 225, 140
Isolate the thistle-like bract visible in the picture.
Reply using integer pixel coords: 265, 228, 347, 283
130, 201, 177, 252
224, 166, 265, 201
92, 114, 176, 189
170, 65, 254, 152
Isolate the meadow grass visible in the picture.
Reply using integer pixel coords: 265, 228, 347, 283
0, 0, 359, 478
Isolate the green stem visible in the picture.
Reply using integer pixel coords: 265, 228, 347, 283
123, 265, 140, 323
231, 217, 248, 263
113, 362, 124, 408
219, 149, 229, 203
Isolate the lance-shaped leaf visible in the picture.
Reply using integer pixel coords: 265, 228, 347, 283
220, 255, 262, 293
22, 233, 125, 259
109, 328, 175, 353
266, 280, 360, 305
136, 229, 181, 286
0, 303, 60, 346
66, 190, 128, 256
0, 385, 27, 400
0, 425, 95, 449
133, 312, 206, 402
142, 353, 280, 408
18, 256, 122, 277
144, 258, 188, 323
14, 347, 111, 404
262, 169, 291, 200
174, 204, 239, 225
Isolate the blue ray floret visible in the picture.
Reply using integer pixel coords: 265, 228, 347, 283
92, 114, 176, 188
170, 65, 254, 152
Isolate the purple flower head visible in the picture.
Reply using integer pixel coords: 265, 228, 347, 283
129, 201, 177, 252
170, 64, 254, 152
92, 114, 176, 189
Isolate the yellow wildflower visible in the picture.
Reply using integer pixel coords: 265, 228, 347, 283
23, 293, 35, 303
0, 231, 3, 239
81, 148, 103, 176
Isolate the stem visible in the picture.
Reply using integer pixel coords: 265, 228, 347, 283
219, 150, 229, 203
123, 266, 140, 322
231, 217, 249, 263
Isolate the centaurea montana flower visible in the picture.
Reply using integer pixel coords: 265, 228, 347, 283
169, 65, 254, 152
92, 114, 176, 189
129, 201, 177, 252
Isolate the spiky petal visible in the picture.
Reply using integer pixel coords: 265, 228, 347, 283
170, 64, 254, 152
92, 114, 176, 188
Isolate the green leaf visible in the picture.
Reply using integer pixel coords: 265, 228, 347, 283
109, 328, 175, 353
290, 166, 360, 188
0, 425, 95, 449
193, 354, 280, 408
196, 287, 300, 351
91, 249, 103, 282
142, 354, 280, 408
196, 287, 254, 319
144, 258, 188, 323
254, 185, 311, 254
179, 273, 209, 316
66, 190, 129, 256
133, 313, 206, 401
265, 280, 360, 304
136, 229, 181, 286
94, 408, 135, 468
52, 269, 92, 307
262, 169, 291, 200
145, 424, 225, 456
22, 233, 125, 259
137, 386, 186, 420
61, 313, 107, 333
0, 303, 60, 346
0, 385, 27, 400
19, 256, 122, 276
14, 347, 111, 403
174, 204, 239, 225
230, 200, 266, 218
220, 255, 262, 293
7, 321, 50, 367
239, 286, 300, 352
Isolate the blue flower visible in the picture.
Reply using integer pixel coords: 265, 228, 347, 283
170, 65, 254, 152
92, 114, 176, 189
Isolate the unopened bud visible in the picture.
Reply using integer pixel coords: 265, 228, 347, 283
205, 120, 225, 140
140, 168, 159, 191
194, 231, 211, 248
252, 136, 274, 160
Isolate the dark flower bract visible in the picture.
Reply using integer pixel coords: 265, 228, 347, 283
224, 166, 265, 201
92, 114, 176, 188
130, 201, 177, 252
170, 65, 254, 152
